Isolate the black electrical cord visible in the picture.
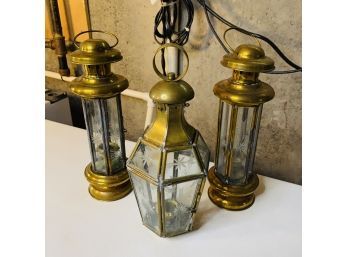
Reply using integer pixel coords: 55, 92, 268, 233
197, 0, 302, 74
202, 0, 229, 53
154, 0, 194, 74
154, 0, 194, 45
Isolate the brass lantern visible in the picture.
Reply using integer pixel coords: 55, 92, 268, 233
208, 44, 275, 210
69, 31, 132, 201
127, 43, 210, 237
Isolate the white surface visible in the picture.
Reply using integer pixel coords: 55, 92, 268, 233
46, 120, 302, 257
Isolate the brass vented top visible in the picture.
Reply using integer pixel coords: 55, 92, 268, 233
214, 44, 275, 106
69, 31, 128, 99
71, 38, 122, 65
221, 44, 275, 73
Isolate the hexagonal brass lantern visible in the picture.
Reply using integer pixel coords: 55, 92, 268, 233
127, 43, 210, 237
208, 44, 275, 211
69, 31, 132, 201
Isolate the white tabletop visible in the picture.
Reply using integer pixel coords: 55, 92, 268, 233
46, 120, 301, 257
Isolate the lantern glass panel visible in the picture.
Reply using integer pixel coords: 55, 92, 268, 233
105, 97, 125, 171
83, 99, 104, 173
82, 97, 125, 175
196, 134, 210, 171
163, 178, 203, 235
129, 142, 161, 178
164, 149, 201, 179
216, 101, 262, 184
130, 173, 160, 233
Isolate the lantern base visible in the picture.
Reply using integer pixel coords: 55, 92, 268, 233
84, 163, 132, 201
207, 167, 259, 211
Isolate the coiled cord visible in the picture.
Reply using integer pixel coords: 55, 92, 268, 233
197, 0, 302, 74
154, 0, 194, 75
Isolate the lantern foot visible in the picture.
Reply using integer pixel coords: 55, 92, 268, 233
207, 167, 259, 211
84, 163, 132, 201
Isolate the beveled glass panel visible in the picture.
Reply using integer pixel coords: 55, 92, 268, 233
129, 142, 161, 179
246, 105, 263, 175
82, 98, 106, 174
82, 97, 125, 175
163, 179, 202, 235
196, 134, 210, 172
164, 149, 202, 179
216, 101, 232, 178
105, 97, 125, 172
130, 174, 159, 233
230, 107, 254, 182
216, 101, 261, 185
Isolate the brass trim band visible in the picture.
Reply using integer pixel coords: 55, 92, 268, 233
84, 163, 132, 201
208, 167, 259, 210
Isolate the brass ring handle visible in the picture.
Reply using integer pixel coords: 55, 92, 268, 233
153, 43, 189, 82
73, 30, 119, 49
223, 28, 262, 53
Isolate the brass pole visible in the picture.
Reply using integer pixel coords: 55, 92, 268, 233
46, 0, 70, 76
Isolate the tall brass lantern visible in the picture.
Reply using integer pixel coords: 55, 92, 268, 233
208, 43, 275, 210
69, 31, 132, 201
127, 44, 210, 237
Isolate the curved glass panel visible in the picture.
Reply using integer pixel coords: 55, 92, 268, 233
216, 101, 262, 185
82, 96, 125, 175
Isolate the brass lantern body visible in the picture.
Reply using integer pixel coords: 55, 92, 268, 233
208, 44, 275, 210
127, 68, 210, 237
69, 36, 132, 201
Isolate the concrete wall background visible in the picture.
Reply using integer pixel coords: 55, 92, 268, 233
45, 0, 302, 184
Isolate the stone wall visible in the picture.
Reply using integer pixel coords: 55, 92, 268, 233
45, 0, 302, 184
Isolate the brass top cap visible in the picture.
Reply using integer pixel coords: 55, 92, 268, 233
150, 73, 194, 104
221, 44, 275, 73
71, 39, 122, 65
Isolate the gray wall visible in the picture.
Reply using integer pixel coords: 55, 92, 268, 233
45, 0, 302, 184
